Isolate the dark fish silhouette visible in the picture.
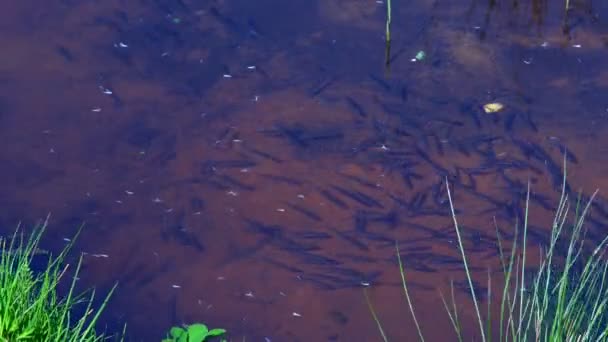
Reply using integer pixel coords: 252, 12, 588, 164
259, 173, 303, 186
369, 74, 391, 92
329, 227, 369, 251
331, 186, 384, 209
345, 97, 367, 118
285, 202, 322, 222
319, 189, 349, 209
309, 76, 336, 97
292, 231, 333, 240
216, 174, 255, 191
248, 148, 283, 163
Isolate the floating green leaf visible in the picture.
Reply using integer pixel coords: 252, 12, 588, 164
415, 50, 426, 61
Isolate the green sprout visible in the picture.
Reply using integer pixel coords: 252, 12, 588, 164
162, 323, 227, 342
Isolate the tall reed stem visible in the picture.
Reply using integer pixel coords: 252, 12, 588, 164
386, 0, 392, 43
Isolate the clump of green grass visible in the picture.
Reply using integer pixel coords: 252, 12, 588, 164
370, 169, 608, 341
0, 219, 119, 341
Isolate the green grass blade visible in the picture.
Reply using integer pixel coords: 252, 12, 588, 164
396, 243, 425, 342
364, 289, 388, 342
445, 178, 486, 342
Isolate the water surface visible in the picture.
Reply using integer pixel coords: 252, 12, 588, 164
1, 0, 608, 340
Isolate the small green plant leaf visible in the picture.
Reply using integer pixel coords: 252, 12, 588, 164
170, 326, 186, 338
187, 323, 209, 342
207, 328, 227, 337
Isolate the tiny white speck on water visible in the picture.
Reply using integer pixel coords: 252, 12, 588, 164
91, 253, 109, 258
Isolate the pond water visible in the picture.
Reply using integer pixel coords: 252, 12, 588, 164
1, 0, 608, 340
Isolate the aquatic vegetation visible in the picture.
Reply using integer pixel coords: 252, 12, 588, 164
384, 0, 392, 66
370, 171, 608, 341
162, 323, 226, 342
385, 0, 392, 44
0, 220, 120, 341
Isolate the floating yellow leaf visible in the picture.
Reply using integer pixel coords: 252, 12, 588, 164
483, 102, 504, 113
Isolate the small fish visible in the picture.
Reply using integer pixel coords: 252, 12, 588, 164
369, 74, 391, 92
216, 174, 255, 191
331, 186, 384, 209
293, 231, 333, 240
209, 7, 242, 35
523, 111, 539, 132
259, 173, 303, 186
331, 229, 369, 251
503, 112, 517, 132
285, 202, 322, 222
400, 85, 409, 102
345, 97, 367, 118
459, 101, 482, 128
56, 46, 74, 62
247, 18, 264, 39
338, 173, 380, 190
262, 257, 304, 273
248, 148, 283, 163
414, 146, 449, 176
354, 211, 368, 232
296, 252, 341, 266
547, 139, 579, 164
319, 189, 349, 209
309, 77, 336, 97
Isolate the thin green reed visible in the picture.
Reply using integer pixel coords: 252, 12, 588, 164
386, 0, 392, 43
384, 0, 392, 67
